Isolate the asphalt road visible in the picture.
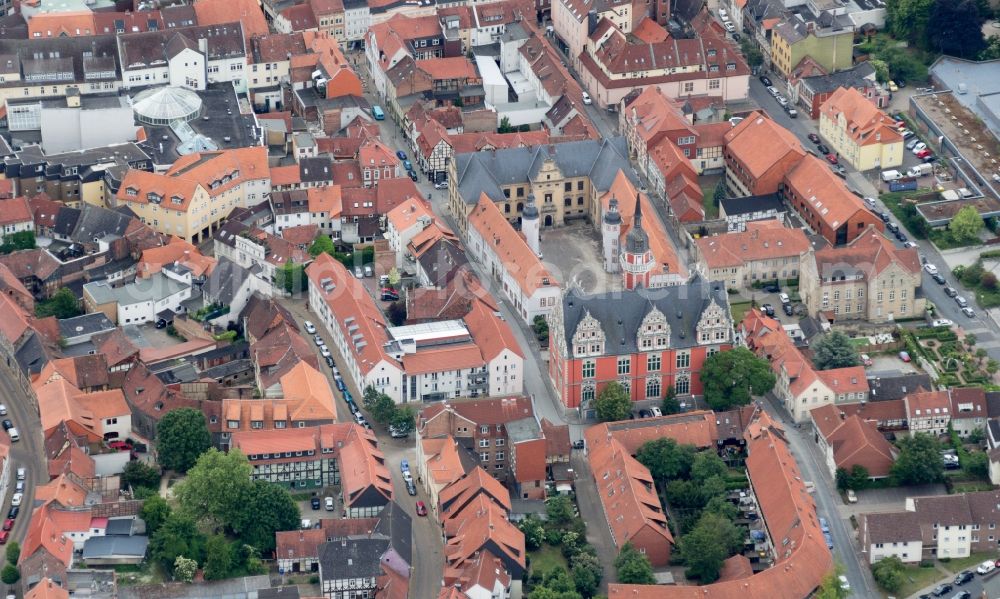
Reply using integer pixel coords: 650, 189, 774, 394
748, 75, 1000, 360
912, 568, 1000, 599
0, 359, 46, 597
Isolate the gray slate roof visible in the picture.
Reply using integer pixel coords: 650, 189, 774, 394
800, 62, 876, 95
317, 501, 412, 580
204, 257, 250, 306
561, 276, 729, 355
454, 137, 635, 205
81, 534, 149, 559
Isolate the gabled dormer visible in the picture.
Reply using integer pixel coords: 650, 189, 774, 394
636, 306, 670, 351
696, 298, 730, 345
572, 310, 605, 357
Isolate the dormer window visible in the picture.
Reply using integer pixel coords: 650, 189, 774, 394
171, 195, 183, 205
146, 192, 162, 203
125, 187, 138, 196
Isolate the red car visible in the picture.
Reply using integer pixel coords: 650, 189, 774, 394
916, 149, 932, 159
2, 519, 12, 531
0, 530, 10, 544
415, 501, 427, 516
825, 153, 838, 164
108, 440, 131, 451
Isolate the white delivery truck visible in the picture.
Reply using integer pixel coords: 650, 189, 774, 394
880, 169, 903, 182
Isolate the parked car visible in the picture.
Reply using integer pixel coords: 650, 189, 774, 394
582, 91, 592, 105
16, 468, 24, 481
879, 211, 891, 223
932, 583, 953, 597
11, 494, 21, 507
396, 150, 407, 160
363, 265, 373, 278
759, 75, 772, 87
434, 181, 448, 189
825, 153, 838, 165
956, 296, 969, 308
912, 142, 928, 154
963, 307, 976, 318
861, 353, 873, 366
817, 144, 830, 155
406, 479, 417, 496
783, 303, 793, 316
1, 520, 11, 532
1, 420, 12, 431
932, 319, 954, 328
837, 575, 850, 591
823, 533, 833, 549
354, 266, 363, 278
977, 560, 996, 575
832, 164, 846, 177
807, 133, 820, 144
311, 496, 321, 510
415, 501, 428, 516
325, 497, 334, 511
572, 440, 585, 449
899, 351, 911, 362
304, 321, 316, 334
778, 293, 790, 305
944, 286, 959, 298
400, 459, 410, 473
762, 303, 775, 317
766, 86, 778, 96
0, 405, 7, 416
932, 273, 946, 284
320, 346, 331, 358
325, 355, 335, 368
846, 489, 857, 503
763, 284, 780, 293
0, 531, 8, 545
916, 148, 933, 159
638, 409, 652, 418
924, 263, 939, 275
955, 570, 975, 585
389, 425, 409, 439
7, 507, 17, 520
819, 517, 830, 532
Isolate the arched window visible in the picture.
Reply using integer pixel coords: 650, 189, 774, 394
675, 376, 690, 395
582, 386, 595, 404
646, 378, 660, 399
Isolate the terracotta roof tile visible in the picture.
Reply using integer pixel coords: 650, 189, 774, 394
0, 196, 32, 226
467, 194, 556, 295
696, 219, 810, 269
724, 111, 805, 179
821, 86, 903, 147
421, 437, 466, 486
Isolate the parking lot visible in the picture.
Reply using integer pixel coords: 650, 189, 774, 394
540, 225, 620, 294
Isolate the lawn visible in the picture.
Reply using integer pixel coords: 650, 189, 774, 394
940, 552, 996, 574
529, 544, 568, 576
893, 563, 946, 599
730, 301, 752, 323
700, 182, 719, 220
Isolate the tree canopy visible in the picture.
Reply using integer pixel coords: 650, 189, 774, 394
275, 260, 308, 293
700, 348, 776, 410
812, 331, 861, 370
308, 234, 335, 257
928, 0, 987, 58
950, 205, 985, 244
892, 433, 944, 485
594, 381, 632, 422
635, 438, 696, 481
614, 543, 655, 585
35, 288, 82, 319
872, 555, 905, 593
678, 512, 744, 583
121, 460, 161, 493
0, 231, 35, 255
156, 408, 211, 473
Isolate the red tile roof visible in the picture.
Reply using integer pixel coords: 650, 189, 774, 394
724, 111, 805, 179
696, 219, 810, 269
0, 196, 32, 226
193, 0, 267, 43
467, 193, 557, 295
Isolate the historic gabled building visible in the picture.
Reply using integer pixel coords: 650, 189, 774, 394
548, 277, 732, 411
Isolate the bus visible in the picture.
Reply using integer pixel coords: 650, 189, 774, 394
372, 105, 385, 120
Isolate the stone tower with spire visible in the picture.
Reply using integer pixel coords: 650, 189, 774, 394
602, 195, 622, 273
522, 193, 541, 257
621, 193, 655, 289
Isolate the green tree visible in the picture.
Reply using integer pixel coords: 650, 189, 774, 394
276, 260, 308, 294
389, 405, 415, 435
386, 300, 407, 326
872, 555, 905, 593
173, 556, 198, 583
570, 551, 602, 598
5, 542, 19, 565
140, 494, 172, 537
661, 387, 681, 415
204, 534, 235, 581
678, 512, 743, 583
700, 348, 776, 411
982, 35, 1000, 60
232, 479, 301, 553
739, 38, 763, 68
498, 116, 516, 134
869, 58, 890, 83
518, 515, 545, 550
122, 460, 161, 492
545, 495, 576, 526
150, 514, 206, 573
892, 433, 944, 485
175, 449, 253, 531
713, 181, 727, 206
965, 451, 989, 478
614, 543, 655, 585
1, 564, 19, 585
35, 288, 82, 319
594, 382, 632, 421
387, 267, 401, 287
812, 331, 860, 370
703, 495, 738, 521
0, 231, 36, 254
309, 234, 335, 257
887, 0, 935, 47
156, 408, 211, 473
929, 0, 987, 58
835, 465, 871, 491
950, 205, 985, 244
815, 569, 849, 599
363, 386, 397, 423
691, 451, 728, 482
635, 438, 696, 481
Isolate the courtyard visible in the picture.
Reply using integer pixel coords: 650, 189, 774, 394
539, 224, 620, 295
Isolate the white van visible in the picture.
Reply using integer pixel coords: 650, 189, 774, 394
906, 164, 932, 178
977, 559, 996, 575
881, 169, 903, 182
8, 428, 19, 442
